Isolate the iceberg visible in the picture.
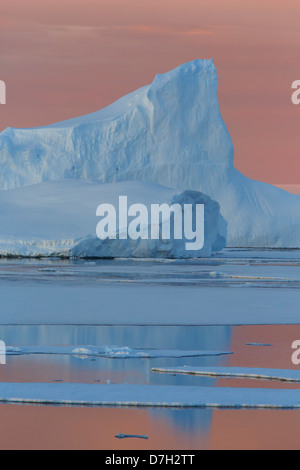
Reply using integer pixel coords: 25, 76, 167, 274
0, 59, 299, 247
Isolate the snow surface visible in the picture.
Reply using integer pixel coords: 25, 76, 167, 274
5, 345, 232, 359
1, 383, 300, 408
0, 179, 225, 258
0, 59, 299, 248
152, 366, 300, 382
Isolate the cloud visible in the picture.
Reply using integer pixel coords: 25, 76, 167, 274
46, 24, 107, 37
181, 28, 213, 36
125, 24, 213, 36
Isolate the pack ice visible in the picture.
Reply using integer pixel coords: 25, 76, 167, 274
0, 58, 299, 248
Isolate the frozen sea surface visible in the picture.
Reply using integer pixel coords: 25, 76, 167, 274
152, 366, 300, 383
0, 248, 299, 440
0, 248, 299, 325
1, 383, 300, 409
5, 344, 232, 359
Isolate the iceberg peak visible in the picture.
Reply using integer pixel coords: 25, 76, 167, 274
151, 58, 217, 85
0, 59, 300, 248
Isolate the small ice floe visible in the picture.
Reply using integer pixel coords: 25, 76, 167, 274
38, 268, 57, 272
115, 433, 148, 440
72, 347, 92, 360
5, 344, 233, 359
226, 275, 290, 280
152, 366, 300, 383
209, 271, 223, 278
5, 346, 23, 355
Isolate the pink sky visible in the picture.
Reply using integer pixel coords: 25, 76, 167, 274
0, 0, 299, 183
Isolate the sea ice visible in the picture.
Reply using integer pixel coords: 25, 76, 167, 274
0, 383, 300, 408
5, 344, 232, 359
152, 366, 300, 383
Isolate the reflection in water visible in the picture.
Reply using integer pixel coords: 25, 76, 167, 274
0, 254, 298, 448
0, 324, 232, 434
151, 408, 214, 435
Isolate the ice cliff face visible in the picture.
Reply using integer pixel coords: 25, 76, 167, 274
0, 180, 225, 258
0, 58, 299, 248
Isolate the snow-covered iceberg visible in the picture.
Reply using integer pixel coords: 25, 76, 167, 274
0, 180, 225, 258
1, 58, 300, 247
